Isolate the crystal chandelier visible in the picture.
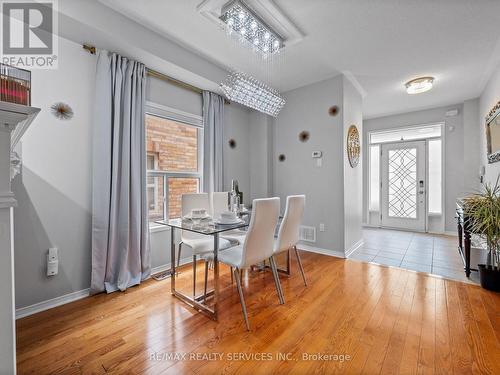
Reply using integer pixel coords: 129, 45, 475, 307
220, 71, 285, 117
220, 0, 283, 57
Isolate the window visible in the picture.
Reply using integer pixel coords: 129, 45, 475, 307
146, 106, 203, 225
370, 124, 441, 144
369, 145, 380, 211
428, 139, 442, 214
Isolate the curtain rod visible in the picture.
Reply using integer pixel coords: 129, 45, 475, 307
82, 44, 225, 100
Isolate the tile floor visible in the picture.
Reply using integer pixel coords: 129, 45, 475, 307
350, 228, 481, 284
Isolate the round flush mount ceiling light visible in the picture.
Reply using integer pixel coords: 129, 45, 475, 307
405, 76, 434, 94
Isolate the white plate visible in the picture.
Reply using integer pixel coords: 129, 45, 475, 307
214, 218, 245, 225
183, 214, 211, 220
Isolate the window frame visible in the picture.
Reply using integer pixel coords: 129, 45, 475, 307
366, 122, 445, 231
147, 153, 159, 212
368, 144, 380, 212
145, 102, 204, 229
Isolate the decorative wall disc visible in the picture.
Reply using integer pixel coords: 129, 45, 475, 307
347, 125, 360, 168
329, 105, 339, 116
50, 102, 74, 120
299, 130, 310, 142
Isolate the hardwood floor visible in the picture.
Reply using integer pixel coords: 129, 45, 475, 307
16, 251, 500, 374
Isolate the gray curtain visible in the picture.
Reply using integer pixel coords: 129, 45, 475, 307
91, 51, 150, 294
202, 91, 225, 193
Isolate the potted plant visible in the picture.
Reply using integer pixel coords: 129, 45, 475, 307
464, 177, 500, 292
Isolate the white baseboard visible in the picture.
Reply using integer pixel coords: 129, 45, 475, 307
298, 243, 345, 258
427, 230, 458, 237
15, 257, 203, 320
16, 288, 90, 319
151, 263, 171, 275
362, 223, 380, 228
345, 239, 364, 258
151, 257, 191, 275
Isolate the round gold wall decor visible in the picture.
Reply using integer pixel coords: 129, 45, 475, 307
347, 125, 360, 168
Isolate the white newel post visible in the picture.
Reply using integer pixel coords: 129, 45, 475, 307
0, 103, 39, 375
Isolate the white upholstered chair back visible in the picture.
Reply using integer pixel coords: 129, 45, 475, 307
275, 195, 305, 253
181, 193, 210, 240
212, 191, 230, 219
241, 197, 280, 268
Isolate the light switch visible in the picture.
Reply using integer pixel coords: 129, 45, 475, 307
48, 247, 58, 261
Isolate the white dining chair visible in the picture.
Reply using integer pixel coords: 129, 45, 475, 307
274, 195, 307, 286
212, 191, 247, 245
212, 191, 230, 218
208, 197, 284, 330
179, 193, 232, 297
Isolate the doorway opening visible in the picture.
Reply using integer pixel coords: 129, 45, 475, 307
367, 123, 444, 233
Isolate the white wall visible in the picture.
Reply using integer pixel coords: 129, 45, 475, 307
479, 63, 500, 186
363, 103, 477, 233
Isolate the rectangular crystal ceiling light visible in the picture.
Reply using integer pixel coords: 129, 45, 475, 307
220, 71, 286, 117
220, 0, 284, 56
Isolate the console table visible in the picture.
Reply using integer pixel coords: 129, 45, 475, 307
456, 200, 475, 277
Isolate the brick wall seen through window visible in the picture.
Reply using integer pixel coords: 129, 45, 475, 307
146, 114, 200, 220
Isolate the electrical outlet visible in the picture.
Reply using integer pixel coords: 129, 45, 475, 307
48, 247, 58, 261
47, 258, 58, 276
319, 223, 325, 232
47, 247, 59, 276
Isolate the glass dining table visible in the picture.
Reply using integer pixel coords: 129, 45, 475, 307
154, 217, 248, 320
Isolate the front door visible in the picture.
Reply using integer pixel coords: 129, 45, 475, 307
381, 141, 426, 231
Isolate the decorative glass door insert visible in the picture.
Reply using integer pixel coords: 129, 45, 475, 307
387, 148, 417, 218
381, 141, 426, 231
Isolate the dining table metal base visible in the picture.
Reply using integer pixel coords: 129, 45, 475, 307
169, 226, 221, 321
159, 218, 247, 322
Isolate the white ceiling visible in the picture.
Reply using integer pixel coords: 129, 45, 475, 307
98, 0, 500, 119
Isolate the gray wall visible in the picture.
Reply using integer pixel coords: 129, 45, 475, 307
363, 103, 477, 233
13, 37, 254, 309
249, 111, 274, 202
13, 37, 94, 308
224, 103, 251, 205
342, 77, 363, 251
274, 76, 345, 252
479, 62, 500, 186
147, 75, 202, 117
463, 98, 481, 193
